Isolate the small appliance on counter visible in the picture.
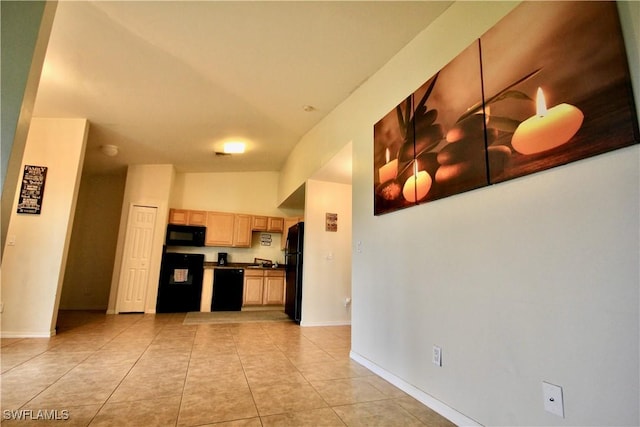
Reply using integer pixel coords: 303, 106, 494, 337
217, 252, 228, 266
253, 257, 272, 267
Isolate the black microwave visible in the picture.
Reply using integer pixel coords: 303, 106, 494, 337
166, 224, 206, 247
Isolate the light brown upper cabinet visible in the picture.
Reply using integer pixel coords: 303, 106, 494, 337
251, 215, 268, 231
267, 217, 284, 233
168, 209, 188, 225
187, 210, 207, 226
233, 214, 252, 248
169, 209, 207, 226
206, 212, 252, 247
205, 212, 235, 246
252, 215, 284, 232
172, 208, 298, 248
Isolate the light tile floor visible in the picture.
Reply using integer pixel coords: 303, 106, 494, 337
1, 311, 455, 426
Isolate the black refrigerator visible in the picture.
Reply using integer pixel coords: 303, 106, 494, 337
285, 222, 304, 323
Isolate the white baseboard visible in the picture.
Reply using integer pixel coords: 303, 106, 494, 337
1, 329, 55, 338
350, 351, 480, 427
300, 320, 351, 327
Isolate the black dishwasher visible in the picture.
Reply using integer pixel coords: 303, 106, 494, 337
211, 268, 244, 311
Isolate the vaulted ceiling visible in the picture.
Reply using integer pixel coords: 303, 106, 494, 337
33, 1, 451, 181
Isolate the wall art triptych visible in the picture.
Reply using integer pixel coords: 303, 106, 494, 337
374, 1, 639, 215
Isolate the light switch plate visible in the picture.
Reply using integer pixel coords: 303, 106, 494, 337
433, 346, 442, 367
542, 381, 564, 417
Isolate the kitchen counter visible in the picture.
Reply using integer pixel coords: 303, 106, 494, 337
203, 262, 285, 270
200, 262, 284, 312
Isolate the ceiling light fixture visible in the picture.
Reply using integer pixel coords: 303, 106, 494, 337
100, 144, 119, 157
223, 142, 245, 154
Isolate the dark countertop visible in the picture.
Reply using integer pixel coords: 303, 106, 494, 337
203, 262, 285, 271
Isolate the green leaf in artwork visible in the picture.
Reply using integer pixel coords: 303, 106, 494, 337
456, 68, 542, 123
487, 116, 521, 133
487, 90, 532, 104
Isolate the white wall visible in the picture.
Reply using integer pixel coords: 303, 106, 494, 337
106, 164, 174, 314
172, 171, 282, 213
1, 118, 88, 337
1, 1, 57, 254
60, 172, 126, 310
279, 1, 639, 425
301, 179, 352, 326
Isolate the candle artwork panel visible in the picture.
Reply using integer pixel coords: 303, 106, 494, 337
373, 41, 489, 215
402, 161, 432, 203
374, 98, 410, 214
373, 1, 638, 215
413, 42, 488, 203
378, 148, 398, 184
480, 2, 638, 183
511, 87, 584, 155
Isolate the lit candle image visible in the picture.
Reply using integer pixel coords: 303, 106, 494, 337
511, 87, 584, 155
378, 148, 398, 183
402, 161, 432, 203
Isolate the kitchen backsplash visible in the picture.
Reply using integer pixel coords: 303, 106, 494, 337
166, 232, 285, 264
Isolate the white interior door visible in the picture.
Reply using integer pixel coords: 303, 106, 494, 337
117, 205, 157, 312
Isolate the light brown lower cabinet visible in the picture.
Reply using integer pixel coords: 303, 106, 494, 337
263, 270, 285, 305
243, 269, 285, 306
243, 270, 264, 305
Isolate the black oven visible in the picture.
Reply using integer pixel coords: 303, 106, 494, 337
166, 224, 206, 247
157, 252, 204, 312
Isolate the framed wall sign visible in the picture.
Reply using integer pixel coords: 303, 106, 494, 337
17, 165, 48, 215
260, 233, 272, 246
326, 213, 338, 232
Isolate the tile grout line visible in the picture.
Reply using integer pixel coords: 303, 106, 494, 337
174, 313, 196, 427
238, 323, 267, 426
291, 326, 386, 426
84, 313, 166, 427
12, 314, 137, 415
4, 314, 447, 426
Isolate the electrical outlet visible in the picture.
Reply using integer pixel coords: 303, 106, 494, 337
433, 346, 442, 367
356, 241, 362, 253
542, 381, 564, 418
